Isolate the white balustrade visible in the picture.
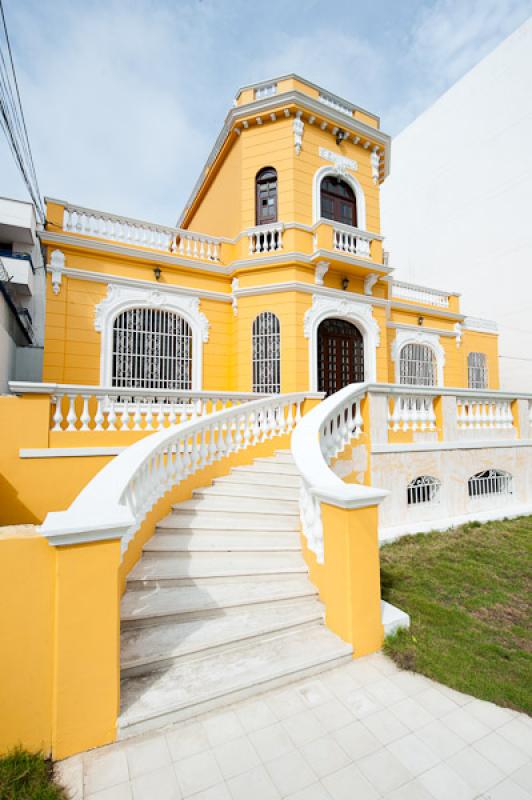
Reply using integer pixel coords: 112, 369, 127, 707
248, 224, 284, 254
456, 397, 514, 431
391, 281, 450, 308
318, 93, 353, 116
387, 395, 437, 432
63, 204, 221, 262
332, 225, 372, 258
291, 383, 388, 563
39, 393, 307, 552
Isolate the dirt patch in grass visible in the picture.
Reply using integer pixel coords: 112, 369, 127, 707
0, 748, 67, 800
381, 516, 532, 715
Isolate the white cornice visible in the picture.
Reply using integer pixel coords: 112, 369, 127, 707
231, 251, 313, 270
311, 248, 393, 274
373, 440, 532, 454
39, 230, 233, 275
463, 316, 498, 333
387, 321, 458, 338
45, 262, 232, 303
391, 299, 465, 321
233, 280, 388, 307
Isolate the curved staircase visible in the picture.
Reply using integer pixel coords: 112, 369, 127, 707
118, 450, 353, 738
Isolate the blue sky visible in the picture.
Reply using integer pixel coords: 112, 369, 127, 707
1, 0, 531, 225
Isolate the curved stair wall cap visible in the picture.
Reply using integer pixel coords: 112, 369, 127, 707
39, 392, 309, 551
291, 382, 388, 563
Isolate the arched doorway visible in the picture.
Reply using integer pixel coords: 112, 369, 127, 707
317, 318, 364, 396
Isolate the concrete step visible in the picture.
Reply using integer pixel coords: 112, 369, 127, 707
260, 453, 295, 464
146, 531, 302, 553
126, 551, 307, 588
118, 625, 353, 738
243, 460, 299, 474
215, 471, 301, 488
173, 495, 299, 514
120, 598, 324, 676
194, 483, 300, 501
159, 510, 300, 531
121, 577, 318, 628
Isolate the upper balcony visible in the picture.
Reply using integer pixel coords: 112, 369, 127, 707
42, 200, 389, 278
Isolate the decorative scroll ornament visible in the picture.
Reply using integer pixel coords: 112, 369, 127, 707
318, 146, 358, 176
49, 249, 65, 295
454, 322, 463, 348
304, 294, 380, 346
94, 283, 210, 341
364, 274, 379, 296
231, 278, 239, 316
315, 260, 329, 285
370, 146, 380, 184
293, 112, 304, 155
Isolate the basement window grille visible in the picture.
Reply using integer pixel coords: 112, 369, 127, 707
252, 311, 280, 393
468, 352, 488, 389
399, 343, 436, 386
112, 307, 192, 390
468, 469, 513, 498
407, 475, 441, 505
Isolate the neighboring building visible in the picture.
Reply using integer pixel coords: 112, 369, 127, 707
381, 19, 532, 391
0, 197, 45, 391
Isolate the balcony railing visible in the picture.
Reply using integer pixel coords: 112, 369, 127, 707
61, 203, 222, 263
332, 224, 372, 258
391, 281, 452, 308
247, 223, 284, 254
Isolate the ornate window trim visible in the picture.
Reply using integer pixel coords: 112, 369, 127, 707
252, 311, 281, 393
304, 294, 380, 391
312, 163, 366, 229
391, 329, 445, 386
94, 283, 209, 389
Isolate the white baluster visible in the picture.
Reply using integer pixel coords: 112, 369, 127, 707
80, 395, 91, 431
66, 394, 78, 431
52, 395, 64, 431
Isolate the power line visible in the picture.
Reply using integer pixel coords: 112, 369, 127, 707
0, 0, 45, 222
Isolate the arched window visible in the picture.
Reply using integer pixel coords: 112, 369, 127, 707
252, 312, 280, 393
112, 307, 192, 390
399, 343, 436, 386
320, 176, 357, 227
468, 469, 513, 498
407, 476, 441, 505
256, 167, 277, 225
468, 352, 488, 389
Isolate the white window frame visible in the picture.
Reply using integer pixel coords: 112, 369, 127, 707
95, 283, 209, 389
391, 329, 445, 387
468, 352, 488, 389
312, 165, 366, 229
252, 311, 281, 393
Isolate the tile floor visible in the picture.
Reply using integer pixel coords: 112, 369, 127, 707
56, 653, 532, 800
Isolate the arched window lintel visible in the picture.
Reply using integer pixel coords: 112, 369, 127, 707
312, 165, 366, 228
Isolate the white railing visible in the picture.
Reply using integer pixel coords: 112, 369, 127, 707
248, 223, 284, 254
62, 204, 222, 262
391, 281, 451, 308
8, 383, 268, 433
468, 469, 513, 499
332, 225, 372, 258
39, 393, 308, 551
387, 394, 437, 432
318, 93, 353, 117
255, 82, 277, 99
291, 383, 388, 563
456, 397, 514, 432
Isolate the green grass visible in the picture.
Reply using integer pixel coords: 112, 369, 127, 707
0, 749, 67, 800
381, 515, 532, 714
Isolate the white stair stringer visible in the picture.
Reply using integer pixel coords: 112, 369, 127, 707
118, 450, 353, 738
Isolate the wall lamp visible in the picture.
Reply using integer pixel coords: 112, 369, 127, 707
342, 277, 349, 291
336, 129, 346, 146
418, 315, 424, 326
154, 267, 162, 281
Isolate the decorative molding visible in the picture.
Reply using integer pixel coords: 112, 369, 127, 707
318, 147, 358, 175
304, 294, 380, 390
312, 165, 366, 228
387, 322, 458, 338
293, 112, 304, 155
370, 146, 380, 184
233, 280, 389, 308
94, 283, 209, 389
315, 260, 329, 285
49, 249, 64, 295
391, 328, 445, 386
231, 277, 239, 315
364, 273, 379, 296
454, 322, 463, 348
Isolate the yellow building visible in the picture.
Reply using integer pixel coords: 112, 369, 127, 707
1, 75, 531, 761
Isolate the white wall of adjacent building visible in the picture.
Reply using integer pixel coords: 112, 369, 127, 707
381, 18, 532, 391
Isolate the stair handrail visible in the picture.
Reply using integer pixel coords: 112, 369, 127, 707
291, 382, 388, 563
39, 392, 311, 553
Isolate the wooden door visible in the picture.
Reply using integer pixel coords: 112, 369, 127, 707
317, 318, 364, 396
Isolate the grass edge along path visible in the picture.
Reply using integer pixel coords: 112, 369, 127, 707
381, 516, 532, 715
0, 748, 67, 800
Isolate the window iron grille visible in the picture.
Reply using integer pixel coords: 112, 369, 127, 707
468, 352, 488, 389
112, 307, 192, 391
399, 343, 436, 386
468, 469, 513, 498
252, 311, 280, 393
407, 475, 441, 505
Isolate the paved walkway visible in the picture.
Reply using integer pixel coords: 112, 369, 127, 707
57, 653, 532, 800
